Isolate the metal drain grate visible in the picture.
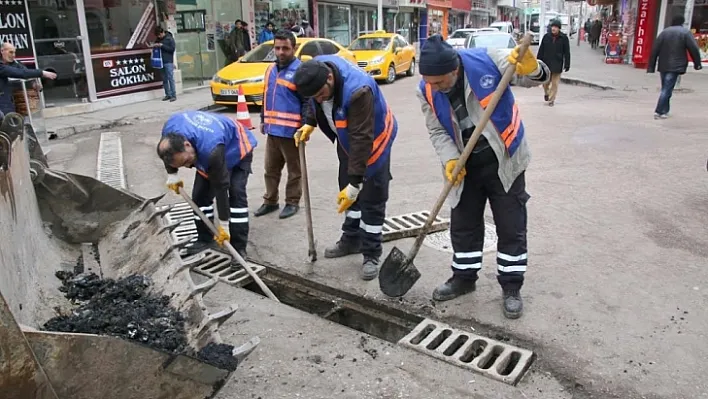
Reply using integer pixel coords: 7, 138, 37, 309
96, 132, 126, 189
423, 223, 498, 254
399, 318, 533, 385
382, 211, 449, 242
183, 250, 266, 287
157, 202, 265, 287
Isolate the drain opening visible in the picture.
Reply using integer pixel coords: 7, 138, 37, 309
241, 263, 534, 386
242, 269, 421, 343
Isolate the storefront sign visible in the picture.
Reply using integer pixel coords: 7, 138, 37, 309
0, 0, 34, 61
92, 50, 163, 98
632, 0, 656, 67
428, 0, 452, 7
127, 2, 156, 50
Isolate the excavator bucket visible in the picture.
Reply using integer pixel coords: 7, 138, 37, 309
0, 112, 258, 399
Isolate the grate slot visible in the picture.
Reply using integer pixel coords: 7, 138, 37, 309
399, 318, 534, 386
95, 132, 126, 189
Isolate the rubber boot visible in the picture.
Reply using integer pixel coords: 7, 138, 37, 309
502, 289, 523, 319
361, 257, 379, 281
324, 239, 361, 259
432, 275, 476, 301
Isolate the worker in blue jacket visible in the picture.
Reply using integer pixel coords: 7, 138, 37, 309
292, 55, 397, 281
157, 111, 258, 257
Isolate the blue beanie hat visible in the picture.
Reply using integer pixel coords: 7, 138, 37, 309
419, 34, 459, 76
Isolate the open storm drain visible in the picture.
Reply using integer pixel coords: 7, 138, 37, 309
423, 222, 498, 254
242, 265, 534, 386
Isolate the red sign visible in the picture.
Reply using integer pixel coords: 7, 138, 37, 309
632, 0, 657, 67
452, 0, 471, 11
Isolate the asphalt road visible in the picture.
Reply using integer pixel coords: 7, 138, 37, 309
46, 73, 708, 399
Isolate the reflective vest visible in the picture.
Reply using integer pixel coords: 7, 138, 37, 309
161, 111, 257, 178
419, 48, 525, 156
263, 59, 303, 138
313, 55, 397, 177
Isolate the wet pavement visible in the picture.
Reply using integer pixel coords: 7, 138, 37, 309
43, 71, 708, 399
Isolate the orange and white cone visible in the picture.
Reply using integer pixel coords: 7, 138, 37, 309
235, 85, 254, 129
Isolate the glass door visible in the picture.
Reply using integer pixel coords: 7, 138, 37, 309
28, 1, 90, 107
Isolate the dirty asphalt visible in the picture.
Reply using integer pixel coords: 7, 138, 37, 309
44, 76, 708, 398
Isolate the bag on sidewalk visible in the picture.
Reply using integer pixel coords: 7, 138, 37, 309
151, 47, 163, 69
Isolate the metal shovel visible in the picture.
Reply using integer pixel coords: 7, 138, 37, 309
378, 33, 534, 298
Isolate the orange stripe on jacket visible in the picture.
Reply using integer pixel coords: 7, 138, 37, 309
264, 110, 302, 121
276, 78, 297, 91
264, 118, 301, 128
368, 110, 394, 166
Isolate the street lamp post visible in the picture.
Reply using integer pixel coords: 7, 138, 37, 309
378, 0, 384, 30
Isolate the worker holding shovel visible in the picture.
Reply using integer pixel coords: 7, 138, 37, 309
292, 56, 397, 281
157, 110, 258, 258
417, 35, 549, 319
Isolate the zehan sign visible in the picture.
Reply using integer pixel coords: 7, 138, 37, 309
0, 0, 34, 61
92, 50, 163, 98
632, 0, 657, 68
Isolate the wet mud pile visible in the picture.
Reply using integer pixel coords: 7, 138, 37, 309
43, 271, 238, 371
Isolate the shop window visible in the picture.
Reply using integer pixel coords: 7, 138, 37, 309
318, 3, 351, 46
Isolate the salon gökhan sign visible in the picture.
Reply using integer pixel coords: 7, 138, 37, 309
93, 52, 163, 97
0, 0, 34, 59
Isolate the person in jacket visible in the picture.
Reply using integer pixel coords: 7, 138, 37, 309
584, 18, 592, 42
0, 43, 56, 115
258, 21, 275, 44
228, 20, 252, 62
152, 27, 177, 102
157, 111, 258, 258
255, 30, 314, 219
417, 34, 550, 319
590, 18, 602, 49
292, 56, 397, 281
537, 19, 570, 106
647, 15, 702, 120
302, 20, 315, 38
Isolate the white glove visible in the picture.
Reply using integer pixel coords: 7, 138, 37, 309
166, 173, 183, 194
218, 219, 230, 232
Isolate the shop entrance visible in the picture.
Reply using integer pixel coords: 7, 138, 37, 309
355, 8, 377, 38
29, 4, 90, 107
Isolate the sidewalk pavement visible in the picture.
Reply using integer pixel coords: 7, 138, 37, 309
45, 87, 219, 138
557, 40, 707, 92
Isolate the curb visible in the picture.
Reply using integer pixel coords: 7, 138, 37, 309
560, 76, 615, 90
51, 102, 222, 139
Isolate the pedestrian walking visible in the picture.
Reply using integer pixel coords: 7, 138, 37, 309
584, 18, 592, 42
292, 55, 397, 281
590, 18, 602, 49
417, 34, 550, 319
157, 111, 258, 258
255, 30, 314, 219
537, 19, 570, 106
152, 27, 177, 102
228, 20, 252, 63
647, 15, 703, 120
302, 20, 315, 38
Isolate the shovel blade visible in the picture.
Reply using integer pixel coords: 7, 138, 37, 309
378, 246, 421, 298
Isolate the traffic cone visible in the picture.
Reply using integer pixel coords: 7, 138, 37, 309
235, 85, 254, 129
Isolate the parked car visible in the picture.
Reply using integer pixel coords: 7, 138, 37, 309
210, 37, 356, 106
447, 28, 496, 49
348, 30, 416, 84
489, 21, 515, 35
465, 31, 517, 49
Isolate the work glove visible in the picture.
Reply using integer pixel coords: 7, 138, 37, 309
337, 184, 361, 214
214, 219, 230, 247
508, 46, 539, 76
445, 159, 466, 186
166, 173, 183, 194
294, 124, 315, 147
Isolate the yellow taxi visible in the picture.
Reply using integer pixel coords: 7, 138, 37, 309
211, 37, 356, 106
348, 31, 416, 84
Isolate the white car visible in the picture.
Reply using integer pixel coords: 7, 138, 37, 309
447, 28, 496, 49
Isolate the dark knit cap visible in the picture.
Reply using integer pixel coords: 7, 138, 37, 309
294, 60, 330, 97
419, 34, 459, 76
550, 19, 561, 28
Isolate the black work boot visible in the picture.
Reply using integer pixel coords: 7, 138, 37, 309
432, 276, 476, 301
279, 204, 299, 219
324, 239, 361, 259
361, 257, 379, 281
502, 289, 523, 319
254, 203, 279, 217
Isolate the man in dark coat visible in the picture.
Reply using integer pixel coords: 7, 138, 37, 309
536, 19, 570, 106
647, 15, 702, 119
0, 42, 56, 116
590, 18, 602, 49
